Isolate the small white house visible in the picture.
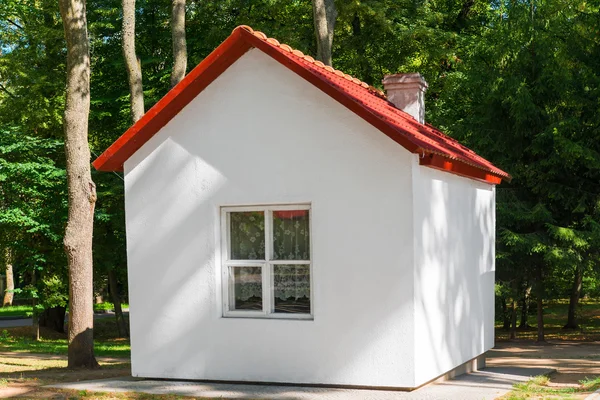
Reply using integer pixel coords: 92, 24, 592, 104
94, 26, 510, 389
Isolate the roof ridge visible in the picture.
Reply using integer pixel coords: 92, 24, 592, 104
235, 25, 387, 99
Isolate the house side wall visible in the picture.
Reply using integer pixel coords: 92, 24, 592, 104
412, 164, 495, 386
123, 49, 417, 387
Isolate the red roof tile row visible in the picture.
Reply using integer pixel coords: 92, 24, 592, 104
93, 25, 510, 184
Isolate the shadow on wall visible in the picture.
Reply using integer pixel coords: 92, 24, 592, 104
415, 171, 495, 382
123, 131, 417, 384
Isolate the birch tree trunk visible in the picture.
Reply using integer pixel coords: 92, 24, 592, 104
122, 0, 144, 122
58, 0, 99, 368
312, 0, 337, 66
3, 248, 13, 307
170, 0, 187, 87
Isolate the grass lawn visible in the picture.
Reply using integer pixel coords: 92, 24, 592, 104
0, 318, 130, 358
500, 375, 600, 399
0, 305, 32, 318
496, 299, 600, 341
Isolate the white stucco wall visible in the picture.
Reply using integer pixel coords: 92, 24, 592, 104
412, 165, 495, 386
124, 49, 418, 387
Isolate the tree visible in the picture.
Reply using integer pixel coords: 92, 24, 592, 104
122, 0, 144, 122
58, 0, 99, 368
312, 0, 336, 66
3, 248, 13, 306
170, 0, 187, 87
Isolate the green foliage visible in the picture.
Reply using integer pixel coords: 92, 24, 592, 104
0, 0, 598, 329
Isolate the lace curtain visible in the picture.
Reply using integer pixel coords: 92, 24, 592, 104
230, 212, 265, 260
230, 210, 310, 302
233, 265, 310, 301
273, 211, 310, 260
274, 265, 310, 300
233, 266, 262, 302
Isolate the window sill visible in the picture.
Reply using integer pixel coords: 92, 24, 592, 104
222, 313, 313, 321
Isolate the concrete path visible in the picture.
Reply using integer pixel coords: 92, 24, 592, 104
48, 366, 553, 399
0, 319, 31, 328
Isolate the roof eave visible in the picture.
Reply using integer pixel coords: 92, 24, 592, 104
420, 152, 509, 184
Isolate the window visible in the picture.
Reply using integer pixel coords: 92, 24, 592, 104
221, 205, 312, 319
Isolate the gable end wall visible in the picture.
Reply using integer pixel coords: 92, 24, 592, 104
123, 49, 418, 387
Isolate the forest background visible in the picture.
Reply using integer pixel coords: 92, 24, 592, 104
0, 0, 599, 348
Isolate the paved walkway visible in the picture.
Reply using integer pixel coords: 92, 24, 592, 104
488, 341, 600, 385
48, 366, 553, 399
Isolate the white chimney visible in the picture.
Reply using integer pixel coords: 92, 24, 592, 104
382, 73, 428, 124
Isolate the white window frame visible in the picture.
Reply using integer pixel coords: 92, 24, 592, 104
221, 204, 313, 320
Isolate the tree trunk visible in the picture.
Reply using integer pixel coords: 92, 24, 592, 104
312, 0, 337, 66
3, 248, 14, 307
39, 306, 67, 334
502, 297, 511, 330
31, 271, 39, 341
108, 269, 128, 337
58, 0, 99, 369
564, 264, 584, 329
519, 285, 531, 329
509, 299, 517, 339
536, 264, 545, 342
170, 0, 187, 87
122, 0, 144, 122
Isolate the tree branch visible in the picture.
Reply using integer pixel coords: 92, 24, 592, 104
0, 83, 16, 98
6, 19, 24, 30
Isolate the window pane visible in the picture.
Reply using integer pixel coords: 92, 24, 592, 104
273, 265, 310, 314
272, 210, 310, 260
231, 266, 262, 311
229, 212, 265, 260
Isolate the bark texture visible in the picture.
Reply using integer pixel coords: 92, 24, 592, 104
501, 297, 510, 330
32, 271, 39, 341
312, 0, 337, 66
122, 0, 144, 122
3, 248, 14, 306
170, 0, 187, 87
58, 0, 99, 368
108, 269, 128, 337
564, 264, 584, 329
519, 285, 531, 329
509, 299, 517, 340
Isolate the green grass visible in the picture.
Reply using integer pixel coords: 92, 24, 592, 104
0, 305, 32, 318
502, 375, 600, 399
0, 318, 130, 358
0, 303, 130, 317
93, 302, 129, 312
496, 298, 600, 341
0, 335, 130, 358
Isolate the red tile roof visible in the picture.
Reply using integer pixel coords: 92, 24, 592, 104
93, 25, 510, 184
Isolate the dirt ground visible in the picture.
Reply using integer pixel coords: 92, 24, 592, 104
489, 340, 600, 388
0, 353, 130, 399
0, 341, 598, 399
